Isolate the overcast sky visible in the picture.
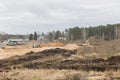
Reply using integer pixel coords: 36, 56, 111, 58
0, 0, 120, 34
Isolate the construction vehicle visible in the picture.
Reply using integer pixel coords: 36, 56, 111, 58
7, 38, 17, 46
82, 39, 90, 46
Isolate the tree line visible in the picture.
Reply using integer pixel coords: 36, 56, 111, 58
48, 24, 120, 41
29, 23, 120, 41
66, 24, 120, 41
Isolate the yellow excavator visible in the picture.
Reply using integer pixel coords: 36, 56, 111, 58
83, 39, 90, 46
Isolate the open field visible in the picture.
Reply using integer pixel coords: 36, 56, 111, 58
0, 40, 120, 80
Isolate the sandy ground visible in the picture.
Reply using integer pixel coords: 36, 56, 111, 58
0, 44, 79, 59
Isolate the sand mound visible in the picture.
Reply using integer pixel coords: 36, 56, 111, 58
41, 42, 64, 47
64, 44, 79, 50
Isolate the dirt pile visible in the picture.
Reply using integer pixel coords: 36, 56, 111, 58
64, 44, 79, 50
0, 48, 77, 69
0, 48, 120, 72
41, 42, 64, 47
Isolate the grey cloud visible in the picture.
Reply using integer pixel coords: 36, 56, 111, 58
0, 0, 120, 34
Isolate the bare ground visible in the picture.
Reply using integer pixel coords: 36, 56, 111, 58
0, 44, 78, 59
0, 41, 120, 80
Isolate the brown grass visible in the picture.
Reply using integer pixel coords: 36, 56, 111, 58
77, 39, 120, 59
0, 69, 120, 80
0, 40, 120, 80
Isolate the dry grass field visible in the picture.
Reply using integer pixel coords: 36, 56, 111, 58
0, 69, 120, 80
0, 41, 120, 80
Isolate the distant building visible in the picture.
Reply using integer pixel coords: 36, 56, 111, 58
58, 37, 67, 41
37, 36, 48, 43
10, 39, 24, 42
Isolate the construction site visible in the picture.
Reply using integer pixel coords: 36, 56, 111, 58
0, 38, 120, 80
1, 0, 120, 79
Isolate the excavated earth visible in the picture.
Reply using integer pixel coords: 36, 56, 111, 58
0, 48, 120, 72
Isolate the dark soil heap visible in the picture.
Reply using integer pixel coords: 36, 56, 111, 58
0, 48, 120, 72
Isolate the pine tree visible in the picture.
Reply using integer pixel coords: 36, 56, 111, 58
29, 34, 33, 40
34, 31, 38, 40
